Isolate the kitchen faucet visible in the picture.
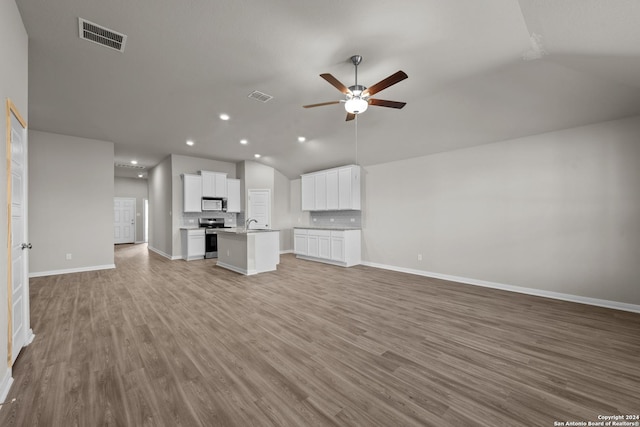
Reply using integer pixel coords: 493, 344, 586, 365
246, 218, 258, 229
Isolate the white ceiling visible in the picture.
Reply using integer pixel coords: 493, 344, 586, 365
16, 0, 640, 179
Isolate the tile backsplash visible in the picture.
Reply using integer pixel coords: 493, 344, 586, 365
310, 210, 361, 228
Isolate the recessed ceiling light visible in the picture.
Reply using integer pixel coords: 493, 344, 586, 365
186, 140, 194, 146
131, 160, 138, 165
298, 136, 306, 143
254, 154, 261, 158
219, 113, 230, 121
240, 139, 248, 145
138, 174, 144, 178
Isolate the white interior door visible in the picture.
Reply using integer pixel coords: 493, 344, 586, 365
114, 197, 136, 244
247, 189, 271, 229
7, 99, 33, 366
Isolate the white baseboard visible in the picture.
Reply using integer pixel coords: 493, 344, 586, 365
361, 261, 640, 314
296, 254, 352, 268
280, 249, 293, 254
147, 246, 181, 260
216, 261, 249, 275
216, 261, 276, 276
29, 264, 116, 278
26, 329, 35, 346
0, 368, 13, 403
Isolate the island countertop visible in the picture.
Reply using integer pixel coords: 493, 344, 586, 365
293, 226, 361, 231
217, 228, 280, 235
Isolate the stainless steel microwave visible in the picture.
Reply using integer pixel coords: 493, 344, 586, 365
202, 197, 227, 212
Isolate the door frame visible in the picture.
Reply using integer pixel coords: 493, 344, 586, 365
6, 98, 33, 367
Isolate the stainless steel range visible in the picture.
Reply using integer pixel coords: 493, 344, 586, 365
198, 218, 230, 258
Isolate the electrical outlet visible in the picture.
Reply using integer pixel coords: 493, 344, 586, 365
66, 253, 72, 260
417, 254, 422, 261
350, 218, 355, 222
330, 218, 334, 222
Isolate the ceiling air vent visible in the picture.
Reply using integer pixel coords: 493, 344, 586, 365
115, 163, 145, 170
78, 18, 127, 52
248, 90, 274, 103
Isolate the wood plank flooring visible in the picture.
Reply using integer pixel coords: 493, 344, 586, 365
1, 243, 639, 426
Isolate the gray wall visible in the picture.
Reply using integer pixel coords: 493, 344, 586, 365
362, 115, 640, 306
148, 156, 172, 257
114, 177, 148, 243
29, 131, 115, 274
0, 0, 28, 398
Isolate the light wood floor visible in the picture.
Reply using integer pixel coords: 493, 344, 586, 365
1, 244, 639, 426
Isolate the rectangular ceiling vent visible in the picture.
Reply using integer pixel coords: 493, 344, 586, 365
78, 18, 127, 52
115, 163, 145, 170
248, 90, 274, 103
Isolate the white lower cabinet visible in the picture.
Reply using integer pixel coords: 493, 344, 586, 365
293, 229, 308, 255
181, 228, 205, 261
330, 232, 345, 262
293, 228, 361, 267
307, 234, 319, 257
318, 233, 331, 259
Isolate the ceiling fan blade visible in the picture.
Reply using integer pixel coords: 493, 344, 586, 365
363, 71, 408, 97
346, 113, 356, 121
303, 101, 341, 108
320, 73, 351, 94
368, 99, 407, 109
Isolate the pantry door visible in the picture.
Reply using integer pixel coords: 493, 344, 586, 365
7, 99, 34, 366
247, 189, 271, 229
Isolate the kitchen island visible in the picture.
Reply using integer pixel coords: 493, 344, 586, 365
216, 228, 280, 275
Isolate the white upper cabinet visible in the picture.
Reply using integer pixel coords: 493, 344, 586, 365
338, 166, 360, 210
226, 178, 241, 213
326, 169, 339, 210
301, 165, 360, 211
200, 171, 227, 198
301, 174, 316, 211
183, 173, 202, 212
314, 173, 327, 210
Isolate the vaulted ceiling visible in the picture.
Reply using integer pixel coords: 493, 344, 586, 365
16, 0, 640, 179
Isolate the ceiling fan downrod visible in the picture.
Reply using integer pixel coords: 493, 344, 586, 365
351, 55, 362, 88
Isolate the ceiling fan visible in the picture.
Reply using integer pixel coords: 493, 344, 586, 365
303, 55, 408, 121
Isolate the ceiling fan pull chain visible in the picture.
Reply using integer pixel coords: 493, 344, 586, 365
355, 114, 359, 165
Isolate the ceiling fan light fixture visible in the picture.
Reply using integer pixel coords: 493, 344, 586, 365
345, 97, 368, 114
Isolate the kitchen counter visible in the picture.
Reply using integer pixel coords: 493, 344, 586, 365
217, 227, 281, 234
293, 226, 361, 231
216, 229, 280, 275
